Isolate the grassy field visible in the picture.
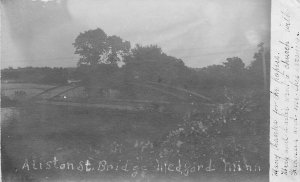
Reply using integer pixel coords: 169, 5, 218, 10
1, 104, 179, 181
1, 83, 54, 99
1, 102, 268, 182
1, 83, 87, 102
1, 83, 268, 181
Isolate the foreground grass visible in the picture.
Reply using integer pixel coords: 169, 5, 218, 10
1, 104, 268, 182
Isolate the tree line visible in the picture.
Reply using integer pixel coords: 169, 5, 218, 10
72, 28, 270, 102
2, 28, 270, 102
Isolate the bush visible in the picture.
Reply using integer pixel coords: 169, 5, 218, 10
158, 92, 269, 170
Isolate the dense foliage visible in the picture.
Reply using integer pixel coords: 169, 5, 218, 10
73, 28, 269, 95
73, 28, 131, 66
158, 90, 269, 171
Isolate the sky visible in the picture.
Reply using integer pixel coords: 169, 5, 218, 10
1, 0, 271, 68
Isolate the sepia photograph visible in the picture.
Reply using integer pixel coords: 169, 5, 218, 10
1, 0, 271, 181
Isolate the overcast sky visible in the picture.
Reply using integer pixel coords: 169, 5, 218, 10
1, 0, 270, 68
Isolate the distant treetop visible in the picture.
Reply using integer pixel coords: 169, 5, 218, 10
73, 28, 131, 67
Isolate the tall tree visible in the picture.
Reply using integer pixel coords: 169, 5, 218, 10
129, 44, 163, 62
73, 28, 130, 67
248, 43, 270, 87
223, 57, 245, 72
123, 44, 188, 85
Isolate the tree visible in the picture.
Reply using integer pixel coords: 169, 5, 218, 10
123, 44, 189, 85
223, 57, 245, 72
73, 28, 130, 67
73, 28, 131, 97
106, 35, 131, 64
129, 44, 163, 62
248, 43, 270, 87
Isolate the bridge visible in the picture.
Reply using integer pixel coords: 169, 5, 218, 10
28, 82, 215, 113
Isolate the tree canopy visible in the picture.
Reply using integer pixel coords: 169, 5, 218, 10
71, 28, 270, 102
73, 28, 130, 66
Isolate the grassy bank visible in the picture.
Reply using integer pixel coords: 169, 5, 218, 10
1, 103, 268, 181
